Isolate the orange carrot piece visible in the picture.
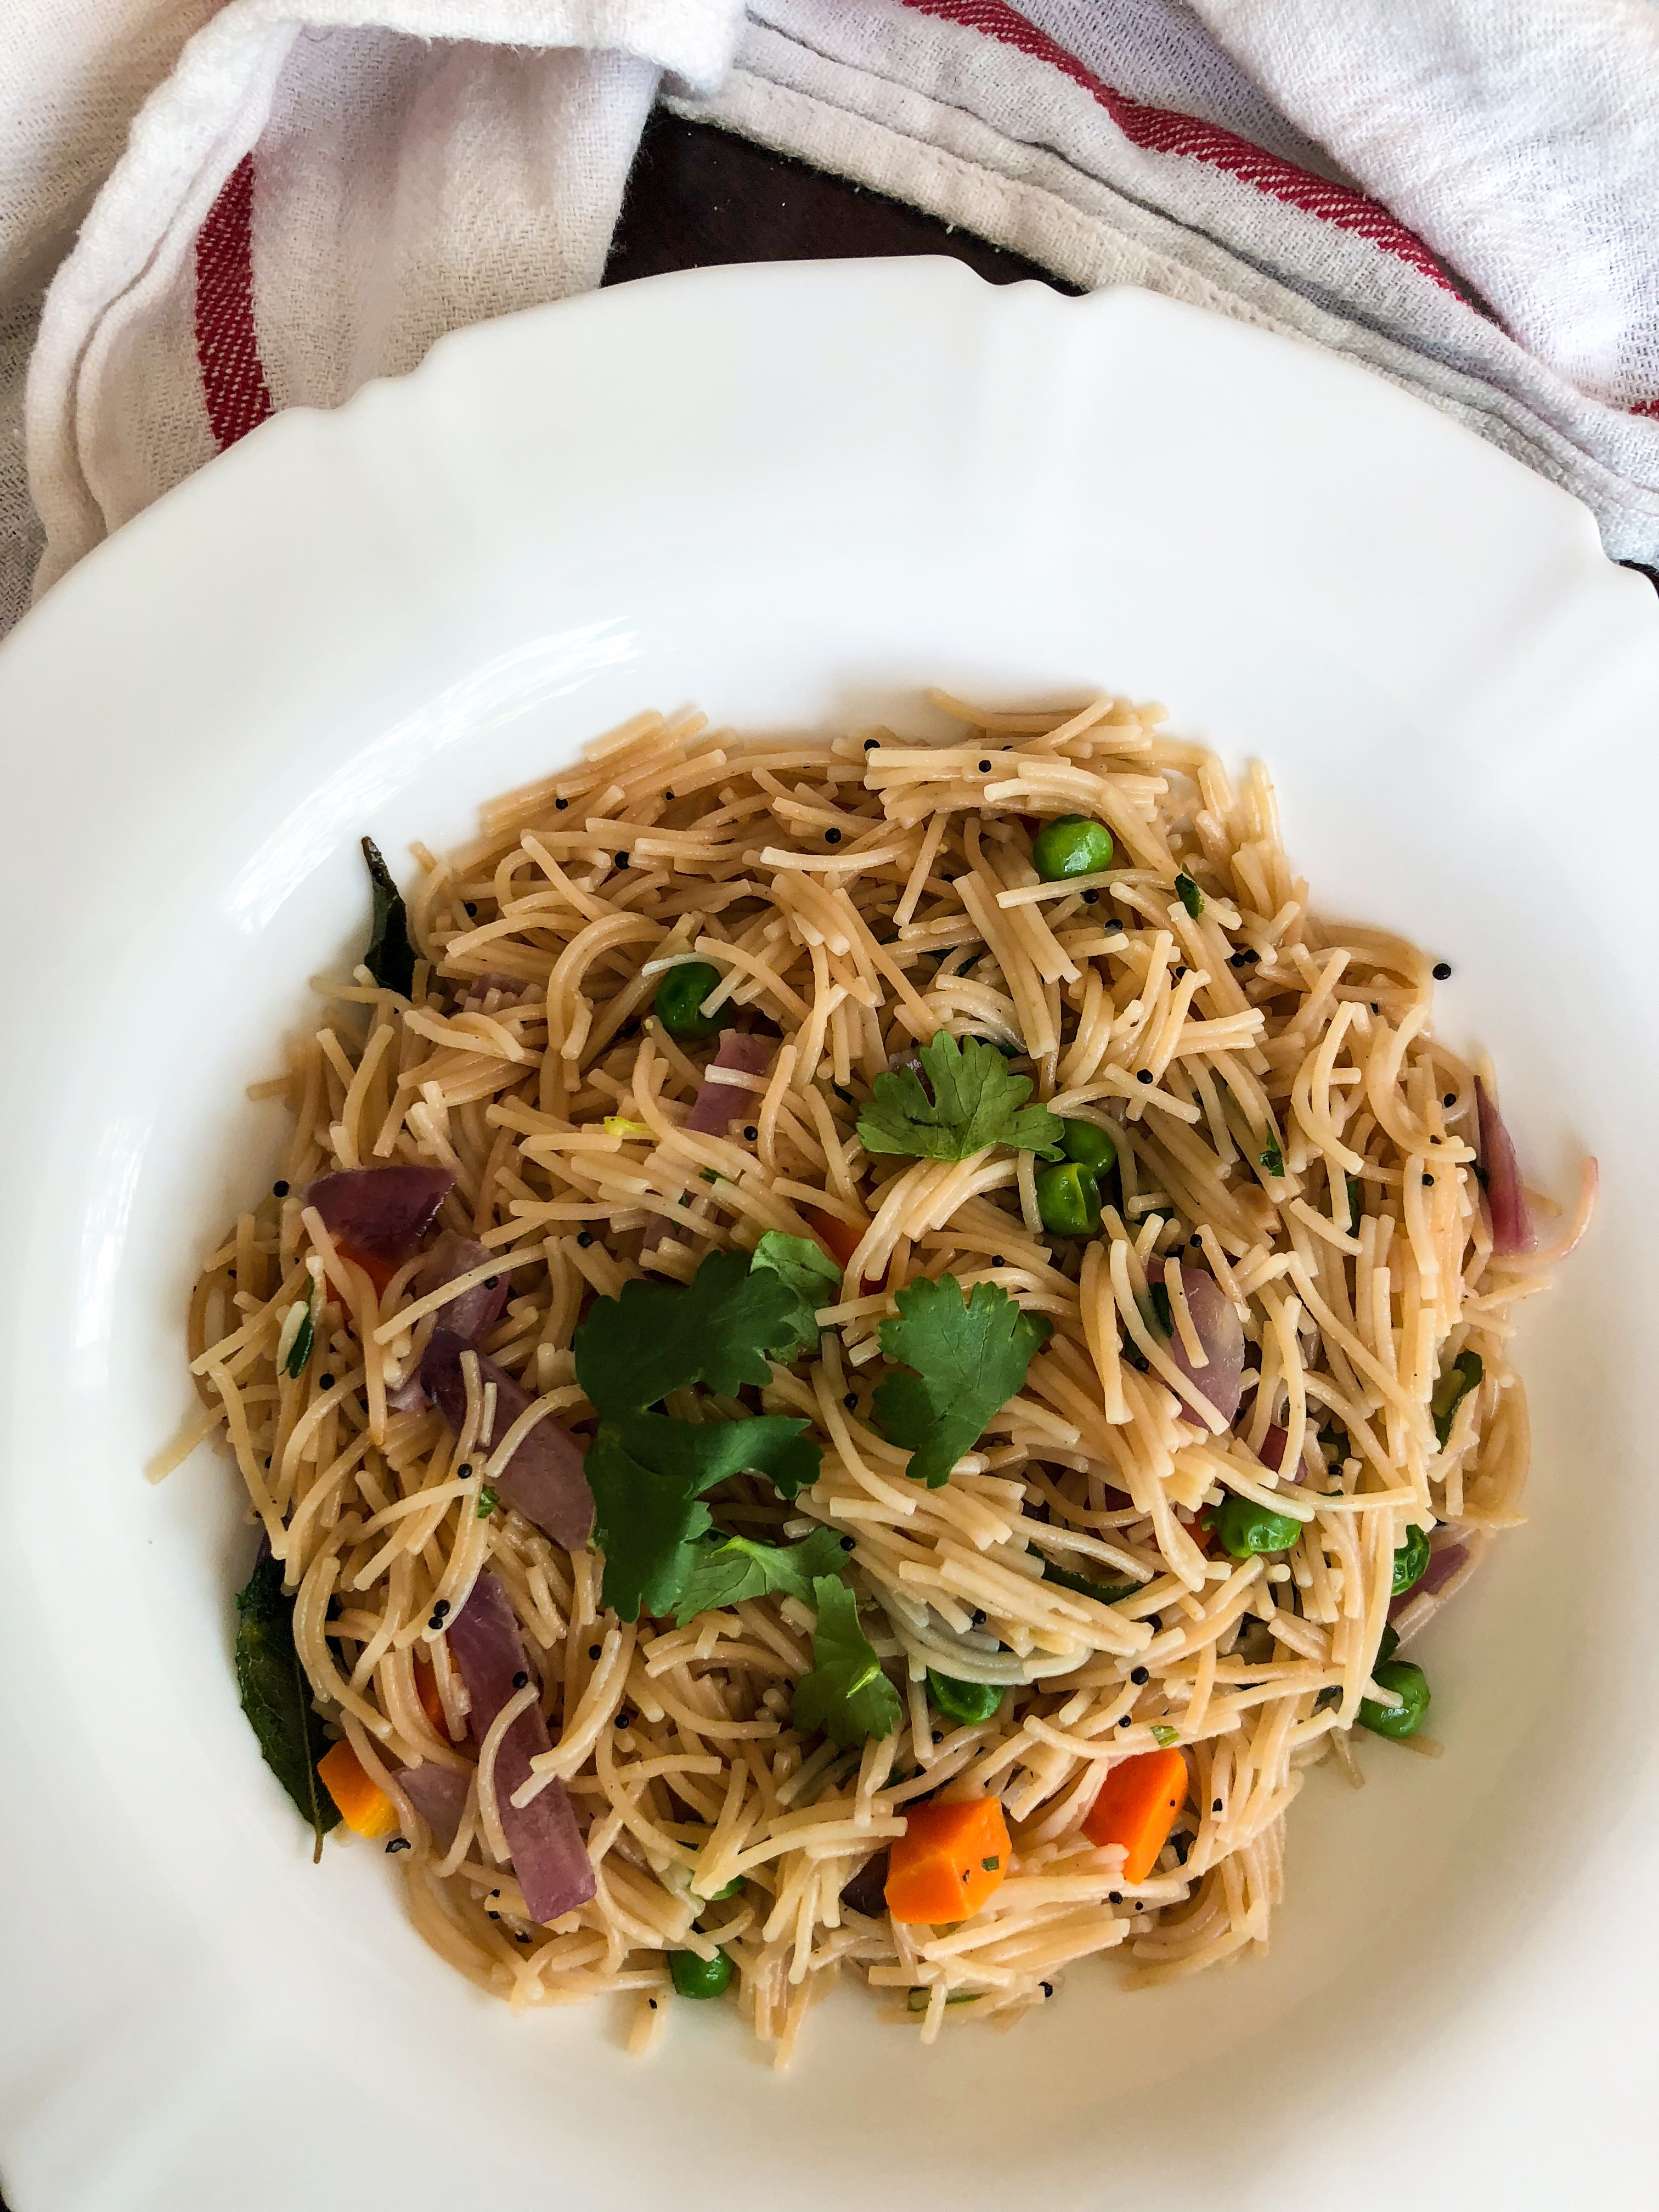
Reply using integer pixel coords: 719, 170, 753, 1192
318, 1738, 398, 1839
1081, 1747, 1188, 1882
806, 1207, 885, 1295
885, 1796, 1011, 1925
414, 1655, 448, 1737
326, 1238, 399, 1304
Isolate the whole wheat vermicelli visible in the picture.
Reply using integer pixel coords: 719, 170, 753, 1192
179, 692, 1593, 2062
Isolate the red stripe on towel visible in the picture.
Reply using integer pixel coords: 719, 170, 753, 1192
904, 0, 1454, 291
195, 154, 275, 450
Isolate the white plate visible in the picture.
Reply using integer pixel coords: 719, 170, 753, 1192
2, 260, 1656, 2212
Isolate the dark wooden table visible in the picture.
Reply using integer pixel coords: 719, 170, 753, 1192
606, 108, 1075, 296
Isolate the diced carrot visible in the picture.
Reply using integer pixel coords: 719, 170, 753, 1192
1081, 1747, 1188, 1882
414, 1654, 448, 1737
885, 1796, 1011, 1925
806, 1207, 885, 1295
318, 1737, 398, 1839
337, 1238, 400, 1299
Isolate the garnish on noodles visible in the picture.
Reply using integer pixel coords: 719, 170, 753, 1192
179, 691, 1594, 2063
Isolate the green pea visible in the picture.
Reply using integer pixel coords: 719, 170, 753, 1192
1035, 1160, 1102, 1237
1377, 1622, 1400, 1666
1214, 1491, 1304, 1560
1032, 815, 1114, 883
1060, 1118, 1117, 1175
1392, 1522, 1432, 1596
653, 960, 724, 1042
704, 1875, 745, 1901
669, 1947, 733, 2000
1358, 1659, 1430, 1740
925, 1671, 1004, 1727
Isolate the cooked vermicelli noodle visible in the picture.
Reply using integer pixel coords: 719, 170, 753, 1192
181, 691, 1591, 2061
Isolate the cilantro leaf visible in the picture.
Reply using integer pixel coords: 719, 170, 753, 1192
749, 1231, 842, 1355
792, 1576, 901, 1749
589, 1410, 822, 1620
585, 1432, 716, 1622
856, 1031, 1063, 1163
612, 1408, 820, 1500
574, 1249, 827, 1620
874, 1275, 1053, 1487
674, 1524, 850, 1626
574, 1248, 805, 1415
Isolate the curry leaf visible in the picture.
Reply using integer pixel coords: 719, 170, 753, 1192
234, 1554, 340, 1857
360, 836, 417, 997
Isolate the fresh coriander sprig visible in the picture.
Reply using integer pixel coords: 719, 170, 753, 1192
792, 1577, 901, 1748
857, 1031, 1063, 1164
674, 1525, 850, 1626
573, 1250, 825, 1622
873, 1276, 1052, 1488
748, 1230, 842, 1355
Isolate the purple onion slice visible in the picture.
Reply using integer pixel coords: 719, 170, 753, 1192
446, 1575, 594, 1923
1475, 1077, 1534, 1256
682, 1030, 776, 1136
420, 1328, 593, 1549
1161, 1266, 1245, 1425
305, 1164, 454, 1263
394, 1762, 471, 1849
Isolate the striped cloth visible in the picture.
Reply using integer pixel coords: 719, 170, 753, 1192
6, 0, 1659, 640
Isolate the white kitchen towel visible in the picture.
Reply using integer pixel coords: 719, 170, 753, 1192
7, 0, 1659, 642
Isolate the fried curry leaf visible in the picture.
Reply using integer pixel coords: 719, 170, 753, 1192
360, 836, 417, 997
233, 1554, 340, 1857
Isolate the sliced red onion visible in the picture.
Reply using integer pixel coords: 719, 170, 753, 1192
394, 1761, 471, 1849
641, 1031, 776, 1256
1259, 1424, 1321, 1484
464, 972, 528, 1003
683, 1030, 776, 1136
1390, 1538, 1469, 1617
839, 1848, 891, 1918
1475, 1077, 1533, 1256
418, 1232, 510, 1347
1162, 1266, 1245, 1425
306, 1164, 454, 1263
420, 1327, 594, 1549
385, 1369, 431, 1415
446, 1575, 595, 1922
